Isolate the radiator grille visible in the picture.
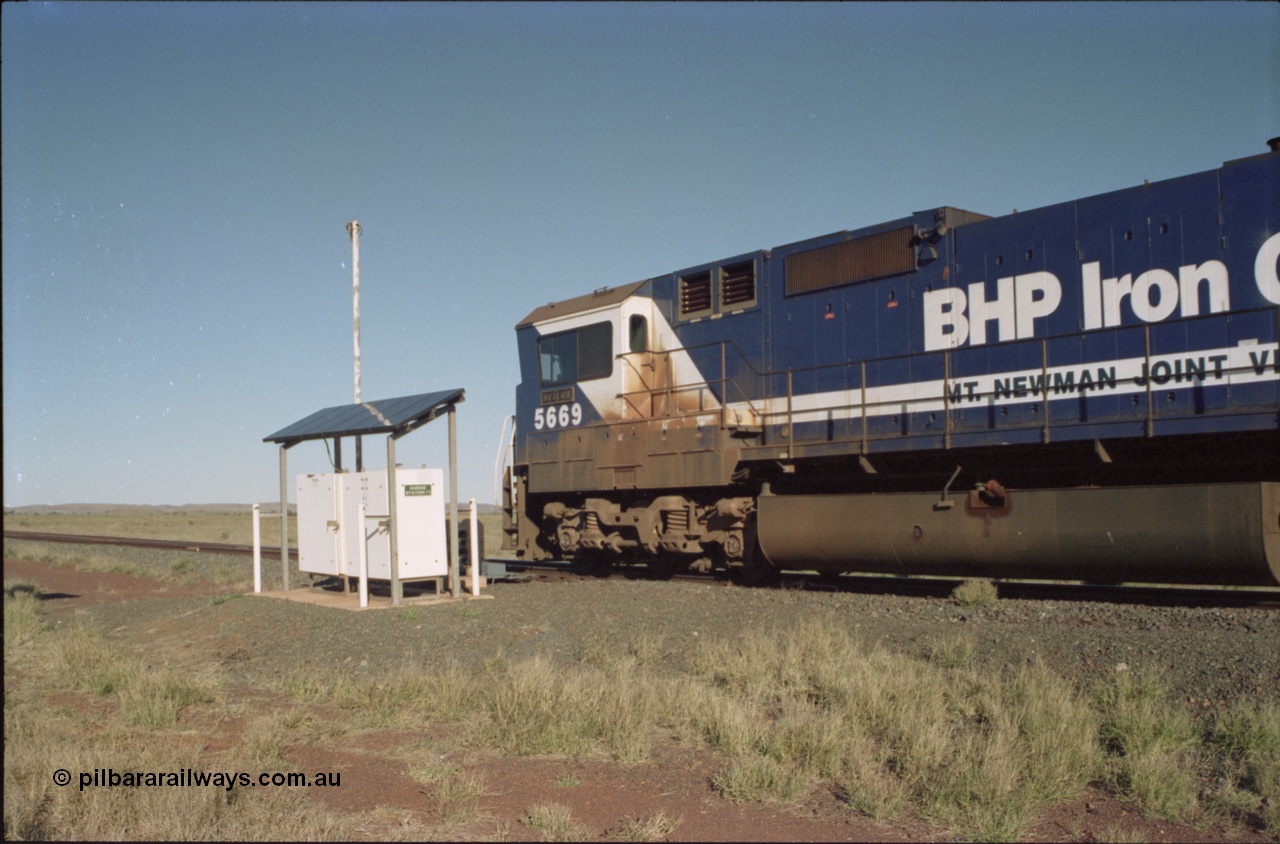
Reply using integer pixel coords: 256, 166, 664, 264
679, 271, 712, 316
720, 260, 756, 308
785, 226, 916, 296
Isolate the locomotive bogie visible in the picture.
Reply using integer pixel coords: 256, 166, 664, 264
534, 492, 756, 576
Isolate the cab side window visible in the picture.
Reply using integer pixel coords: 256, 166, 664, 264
629, 315, 648, 353
538, 321, 613, 385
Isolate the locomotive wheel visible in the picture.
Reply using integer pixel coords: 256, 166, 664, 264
729, 516, 774, 584
567, 549, 612, 577
643, 553, 687, 579
733, 555, 779, 585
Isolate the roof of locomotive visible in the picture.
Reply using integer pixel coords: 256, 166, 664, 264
516, 279, 648, 329
514, 206, 995, 331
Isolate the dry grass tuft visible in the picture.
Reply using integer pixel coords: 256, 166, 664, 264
688, 620, 1099, 841
522, 802, 591, 841
608, 810, 681, 841
950, 578, 998, 607
3, 580, 50, 653
1095, 669, 1199, 821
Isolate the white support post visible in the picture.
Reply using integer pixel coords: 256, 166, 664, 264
252, 504, 263, 594
357, 503, 369, 608
449, 405, 460, 599
387, 435, 402, 605
336, 477, 347, 593
279, 445, 290, 590
468, 497, 480, 596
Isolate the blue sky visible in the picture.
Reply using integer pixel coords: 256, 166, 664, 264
3, 2, 1277, 508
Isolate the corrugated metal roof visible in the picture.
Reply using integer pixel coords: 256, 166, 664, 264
516, 279, 647, 328
264, 388, 465, 444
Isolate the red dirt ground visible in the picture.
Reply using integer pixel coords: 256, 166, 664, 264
6, 556, 1272, 843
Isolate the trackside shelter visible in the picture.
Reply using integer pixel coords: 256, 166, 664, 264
264, 388, 465, 603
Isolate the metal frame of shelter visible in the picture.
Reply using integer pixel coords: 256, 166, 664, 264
263, 388, 466, 605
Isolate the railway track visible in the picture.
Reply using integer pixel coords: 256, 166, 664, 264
6, 530, 1278, 609
484, 559, 1280, 610
2, 530, 295, 559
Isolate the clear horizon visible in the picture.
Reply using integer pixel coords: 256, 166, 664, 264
4, 2, 1277, 507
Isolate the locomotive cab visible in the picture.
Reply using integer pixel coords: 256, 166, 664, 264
516, 280, 649, 441
507, 277, 763, 573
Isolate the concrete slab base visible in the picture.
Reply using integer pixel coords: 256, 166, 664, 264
250, 587, 494, 611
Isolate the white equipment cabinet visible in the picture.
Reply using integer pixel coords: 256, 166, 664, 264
297, 468, 447, 580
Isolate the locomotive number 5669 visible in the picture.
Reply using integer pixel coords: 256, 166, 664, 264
534, 402, 583, 430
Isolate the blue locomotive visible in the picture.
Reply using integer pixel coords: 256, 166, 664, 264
502, 141, 1280, 586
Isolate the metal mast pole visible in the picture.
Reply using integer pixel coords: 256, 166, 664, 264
347, 219, 363, 471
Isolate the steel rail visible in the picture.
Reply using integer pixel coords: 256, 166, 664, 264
3, 530, 296, 559
512, 558, 1280, 609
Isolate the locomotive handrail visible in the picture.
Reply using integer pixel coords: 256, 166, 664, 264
616, 339, 765, 426
749, 304, 1280, 451
611, 304, 1279, 448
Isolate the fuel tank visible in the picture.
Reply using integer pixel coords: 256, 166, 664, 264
757, 482, 1280, 586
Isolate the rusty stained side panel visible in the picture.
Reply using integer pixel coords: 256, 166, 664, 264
599, 422, 645, 470
618, 349, 726, 423
644, 416, 736, 489
618, 350, 661, 421
524, 416, 742, 495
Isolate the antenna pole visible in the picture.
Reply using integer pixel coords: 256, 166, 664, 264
347, 219, 363, 471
